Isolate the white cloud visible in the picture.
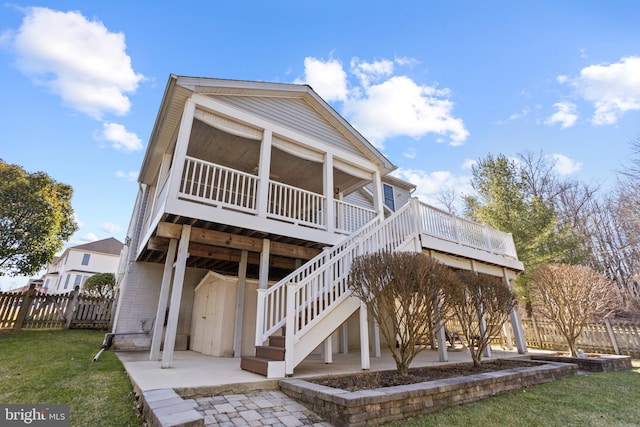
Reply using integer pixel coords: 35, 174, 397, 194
295, 57, 348, 102
350, 57, 394, 87
115, 170, 138, 181
403, 147, 417, 159
298, 57, 468, 148
497, 107, 532, 125
11, 7, 145, 119
79, 233, 98, 243
568, 56, 640, 125
545, 102, 578, 128
101, 222, 123, 234
461, 159, 477, 171
95, 122, 143, 152
345, 76, 468, 148
547, 153, 582, 175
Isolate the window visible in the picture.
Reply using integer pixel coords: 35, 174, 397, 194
383, 184, 395, 211
81, 254, 91, 266
63, 275, 71, 289
74, 275, 82, 287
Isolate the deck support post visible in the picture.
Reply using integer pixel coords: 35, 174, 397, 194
503, 268, 527, 354
324, 153, 335, 233
150, 238, 177, 361
161, 225, 191, 368
233, 250, 249, 357
359, 302, 370, 370
259, 239, 270, 290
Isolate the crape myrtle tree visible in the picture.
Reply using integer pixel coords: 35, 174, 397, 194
0, 159, 77, 277
446, 270, 517, 367
81, 272, 116, 298
347, 251, 460, 376
529, 263, 620, 357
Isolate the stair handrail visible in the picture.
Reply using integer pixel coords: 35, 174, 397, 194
287, 200, 420, 341
256, 199, 422, 348
255, 211, 384, 346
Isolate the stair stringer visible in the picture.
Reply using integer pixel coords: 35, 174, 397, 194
290, 295, 362, 369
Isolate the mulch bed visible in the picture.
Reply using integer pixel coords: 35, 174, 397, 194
310, 359, 539, 391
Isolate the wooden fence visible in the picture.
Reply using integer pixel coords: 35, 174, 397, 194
520, 318, 640, 358
0, 283, 114, 331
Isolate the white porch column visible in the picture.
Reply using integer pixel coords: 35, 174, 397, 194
371, 170, 385, 221
233, 250, 249, 357
504, 268, 527, 353
259, 239, 270, 290
435, 297, 449, 362
371, 317, 381, 357
150, 238, 178, 360
256, 129, 273, 218
161, 225, 191, 368
359, 302, 370, 370
324, 153, 335, 233
166, 100, 196, 198
340, 323, 349, 354
323, 335, 333, 364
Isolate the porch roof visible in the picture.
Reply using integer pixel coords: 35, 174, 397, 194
139, 74, 396, 186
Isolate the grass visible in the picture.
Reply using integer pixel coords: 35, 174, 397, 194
393, 359, 640, 427
0, 329, 142, 427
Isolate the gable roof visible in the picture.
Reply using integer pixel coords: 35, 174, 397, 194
70, 237, 123, 256
139, 75, 396, 184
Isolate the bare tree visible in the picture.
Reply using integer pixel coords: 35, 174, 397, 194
529, 264, 620, 356
348, 251, 460, 375
446, 271, 517, 367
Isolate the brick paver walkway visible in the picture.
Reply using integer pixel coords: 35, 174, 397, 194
195, 390, 332, 426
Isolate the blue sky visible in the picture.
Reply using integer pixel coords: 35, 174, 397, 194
1, 1, 639, 289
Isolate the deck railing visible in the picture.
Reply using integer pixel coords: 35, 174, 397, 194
180, 156, 259, 213
267, 181, 326, 229
416, 203, 517, 258
334, 200, 378, 234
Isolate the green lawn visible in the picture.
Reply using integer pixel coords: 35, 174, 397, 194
0, 329, 142, 427
393, 359, 640, 427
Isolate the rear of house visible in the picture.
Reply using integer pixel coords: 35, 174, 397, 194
111, 75, 527, 378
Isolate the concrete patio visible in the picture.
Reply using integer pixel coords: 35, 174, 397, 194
117, 346, 542, 398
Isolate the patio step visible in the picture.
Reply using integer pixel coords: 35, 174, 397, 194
241, 330, 286, 377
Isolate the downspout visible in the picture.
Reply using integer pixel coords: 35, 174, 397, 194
92, 318, 153, 362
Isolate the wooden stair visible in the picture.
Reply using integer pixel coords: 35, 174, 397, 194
240, 334, 285, 376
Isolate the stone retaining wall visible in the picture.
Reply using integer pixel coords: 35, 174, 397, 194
530, 354, 632, 372
280, 361, 576, 427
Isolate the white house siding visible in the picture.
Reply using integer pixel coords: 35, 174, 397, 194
213, 95, 362, 158
112, 261, 207, 351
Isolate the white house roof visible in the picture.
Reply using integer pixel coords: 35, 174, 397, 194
139, 75, 397, 185
71, 237, 123, 255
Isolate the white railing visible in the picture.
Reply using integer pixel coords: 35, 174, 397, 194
256, 201, 417, 348
267, 181, 326, 229
179, 156, 258, 213
416, 203, 517, 259
334, 200, 378, 234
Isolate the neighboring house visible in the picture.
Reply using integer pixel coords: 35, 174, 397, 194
39, 237, 123, 294
112, 75, 527, 378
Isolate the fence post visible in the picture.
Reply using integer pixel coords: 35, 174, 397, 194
604, 316, 621, 355
13, 283, 36, 330
64, 286, 81, 329
531, 316, 544, 348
